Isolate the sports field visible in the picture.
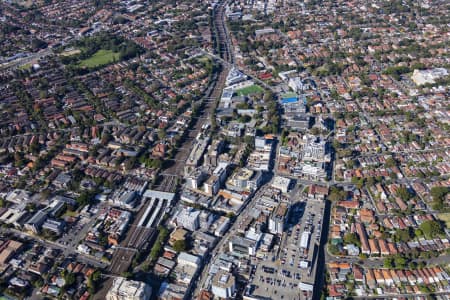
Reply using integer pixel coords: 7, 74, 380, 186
236, 85, 264, 96
79, 49, 120, 68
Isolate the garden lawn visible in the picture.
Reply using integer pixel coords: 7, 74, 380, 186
437, 213, 450, 228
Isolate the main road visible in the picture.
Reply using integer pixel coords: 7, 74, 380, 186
192, 185, 269, 298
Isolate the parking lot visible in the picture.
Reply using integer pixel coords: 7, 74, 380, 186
246, 197, 325, 300
57, 215, 90, 246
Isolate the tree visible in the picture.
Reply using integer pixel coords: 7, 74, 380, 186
13, 152, 25, 167
414, 229, 423, 238
328, 244, 340, 255
419, 285, 430, 293
101, 132, 112, 145
150, 242, 162, 261
394, 228, 413, 243
430, 186, 449, 211
263, 91, 274, 103
310, 127, 320, 135
87, 270, 101, 294
395, 186, 413, 201
32, 278, 44, 288
383, 258, 394, 269
385, 157, 397, 168
149, 227, 169, 261
31, 38, 47, 50
431, 186, 449, 201
226, 212, 236, 218
157, 129, 166, 140
121, 271, 132, 279
329, 186, 348, 202
366, 176, 376, 187
394, 256, 407, 269
343, 233, 360, 246
64, 272, 76, 287
351, 177, 365, 189
419, 220, 444, 239
173, 239, 187, 252
124, 157, 136, 171
76, 191, 96, 207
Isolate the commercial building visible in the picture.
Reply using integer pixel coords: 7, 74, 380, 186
172, 208, 200, 231
204, 175, 221, 196
211, 271, 236, 299
296, 163, 327, 181
287, 115, 310, 130
185, 170, 208, 190
302, 135, 329, 162
229, 236, 257, 257
226, 68, 246, 86
248, 136, 275, 171
106, 277, 152, 300
5, 189, 31, 204
288, 77, 304, 93
271, 176, 291, 193
110, 190, 138, 209
213, 162, 229, 184
185, 137, 210, 176
177, 252, 201, 268
268, 203, 288, 235
226, 168, 263, 192
284, 100, 306, 116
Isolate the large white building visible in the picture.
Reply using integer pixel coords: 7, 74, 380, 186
177, 252, 201, 268
300, 163, 327, 180
302, 135, 328, 162
212, 271, 236, 299
106, 277, 152, 300
229, 236, 257, 257
173, 207, 200, 231
411, 68, 448, 85
248, 136, 275, 171
271, 176, 291, 193
288, 77, 304, 92
226, 168, 263, 192
268, 202, 288, 235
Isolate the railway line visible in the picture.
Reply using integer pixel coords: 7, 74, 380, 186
162, 0, 233, 175
110, 0, 234, 280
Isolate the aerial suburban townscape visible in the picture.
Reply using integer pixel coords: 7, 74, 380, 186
0, 0, 449, 299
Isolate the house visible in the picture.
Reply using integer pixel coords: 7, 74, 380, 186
353, 266, 364, 282
366, 269, 376, 289
368, 239, 380, 256
355, 223, 370, 255
378, 239, 389, 256
308, 184, 329, 199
